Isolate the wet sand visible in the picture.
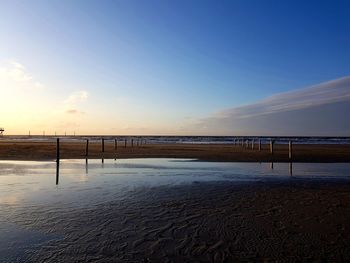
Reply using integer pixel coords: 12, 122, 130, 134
2, 179, 350, 262
1, 143, 350, 261
0, 140, 350, 162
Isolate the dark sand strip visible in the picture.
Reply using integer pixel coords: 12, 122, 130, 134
0, 141, 350, 162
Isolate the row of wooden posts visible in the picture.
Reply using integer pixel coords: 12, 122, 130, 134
233, 138, 293, 160
55, 137, 293, 162
56, 138, 146, 163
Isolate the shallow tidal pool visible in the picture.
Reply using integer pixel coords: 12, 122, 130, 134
1, 158, 350, 262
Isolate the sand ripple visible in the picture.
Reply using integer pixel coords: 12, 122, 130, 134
2, 180, 350, 261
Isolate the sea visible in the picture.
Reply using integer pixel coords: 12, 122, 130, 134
1, 135, 350, 145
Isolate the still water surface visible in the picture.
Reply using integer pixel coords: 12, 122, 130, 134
1, 158, 350, 261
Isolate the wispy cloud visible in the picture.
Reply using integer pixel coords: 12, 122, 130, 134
0, 59, 44, 90
65, 109, 78, 114
216, 76, 350, 119
195, 76, 350, 136
64, 90, 89, 104
63, 90, 89, 115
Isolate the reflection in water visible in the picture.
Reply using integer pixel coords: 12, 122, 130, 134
1, 159, 350, 205
1, 159, 350, 262
56, 161, 59, 185
47, 159, 349, 188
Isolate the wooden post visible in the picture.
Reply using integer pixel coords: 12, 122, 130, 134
85, 139, 89, 158
114, 138, 117, 160
289, 141, 292, 160
270, 140, 274, 154
56, 138, 60, 162
55, 138, 60, 183
131, 139, 134, 148
101, 138, 105, 163
85, 139, 89, 164
251, 139, 254, 150
259, 139, 261, 151
124, 139, 127, 148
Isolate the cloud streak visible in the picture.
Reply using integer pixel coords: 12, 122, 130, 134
216, 76, 350, 119
196, 76, 350, 136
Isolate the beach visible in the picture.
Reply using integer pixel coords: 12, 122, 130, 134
0, 139, 350, 162
3, 176, 350, 262
1, 142, 350, 261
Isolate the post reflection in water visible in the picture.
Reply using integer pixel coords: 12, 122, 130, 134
85, 159, 89, 174
56, 161, 59, 185
54, 159, 295, 186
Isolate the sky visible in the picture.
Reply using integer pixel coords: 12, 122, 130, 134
0, 0, 349, 135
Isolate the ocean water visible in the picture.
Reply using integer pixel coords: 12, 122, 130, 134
1, 159, 350, 261
2, 135, 350, 144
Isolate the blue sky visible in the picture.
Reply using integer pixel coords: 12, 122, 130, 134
1, 0, 349, 135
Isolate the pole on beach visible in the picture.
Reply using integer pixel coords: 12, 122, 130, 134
56, 138, 60, 162
270, 140, 274, 155
131, 139, 134, 148
85, 139, 89, 163
259, 139, 261, 151
251, 139, 254, 150
101, 138, 105, 163
114, 138, 117, 161
124, 139, 127, 148
289, 141, 293, 160
56, 138, 60, 185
